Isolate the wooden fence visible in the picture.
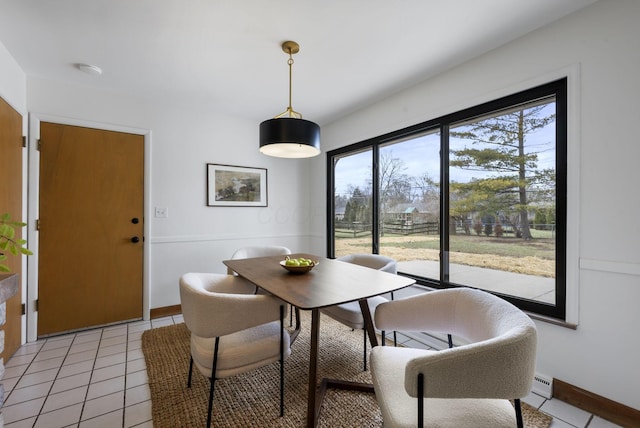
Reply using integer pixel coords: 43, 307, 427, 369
335, 221, 439, 237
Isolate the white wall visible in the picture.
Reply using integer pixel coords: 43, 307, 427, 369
0, 41, 26, 114
25, 78, 315, 310
311, 0, 640, 410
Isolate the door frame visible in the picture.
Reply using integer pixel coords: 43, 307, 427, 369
27, 113, 151, 341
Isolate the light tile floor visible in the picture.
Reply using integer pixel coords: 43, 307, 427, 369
0, 316, 624, 428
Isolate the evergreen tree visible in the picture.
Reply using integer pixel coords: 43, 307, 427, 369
343, 186, 371, 224
450, 103, 556, 240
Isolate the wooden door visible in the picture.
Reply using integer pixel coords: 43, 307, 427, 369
38, 123, 144, 336
0, 96, 24, 360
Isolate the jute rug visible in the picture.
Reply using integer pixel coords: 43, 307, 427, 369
142, 311, 552, 427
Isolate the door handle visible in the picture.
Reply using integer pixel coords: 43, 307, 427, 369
131, 217, 140, 224
131, 236, 140, 243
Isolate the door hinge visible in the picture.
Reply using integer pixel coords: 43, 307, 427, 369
21, 303, 26, 315
35, 299, 38, 312
22, 136, 27, 148
37, 139, 42, 151
35, 219, 40, 231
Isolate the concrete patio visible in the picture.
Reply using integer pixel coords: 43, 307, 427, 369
397, 260, 555, 304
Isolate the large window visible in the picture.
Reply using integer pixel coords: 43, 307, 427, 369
327, 79, 567, 319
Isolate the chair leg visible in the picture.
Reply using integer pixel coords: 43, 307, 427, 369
514, 398, 524, 428
289, 303, 293, 327
289, 307, 302, 345
417, 372, 424, 427
206, 337, 221, 428
187, 356, 194, 387
279, 305, 285, 417
363, 328, 367, 371
294, 307, 301, 331
206, 377, 216, 428
381, 330, 397, 346
390, 292, 397, 347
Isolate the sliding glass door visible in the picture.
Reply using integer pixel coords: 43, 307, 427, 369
378, 132, 440, 278
327, 78, 566, 319
332, 149, 373, 258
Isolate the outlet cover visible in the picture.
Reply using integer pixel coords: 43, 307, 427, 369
154, 207, 168, 218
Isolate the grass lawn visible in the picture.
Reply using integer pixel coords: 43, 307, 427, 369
334, 230, 556, 278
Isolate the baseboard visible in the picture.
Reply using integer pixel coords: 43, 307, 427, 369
150, 304, 181, 319
554, 378, 640, 427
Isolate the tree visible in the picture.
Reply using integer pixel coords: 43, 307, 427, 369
378, 151, 412, 208
373, 151, 412, 235
334, 193, 349, 221
494, 218, 504, 237
343, 186, 371, 224
413, 172, 439, 205
449, 103, 555, 240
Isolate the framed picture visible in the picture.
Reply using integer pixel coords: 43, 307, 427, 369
207, 164, 268, 207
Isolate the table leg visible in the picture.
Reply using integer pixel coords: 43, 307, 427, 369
307, 308, 320, 428
359, 299, 379, 348
308, 303, 379, 426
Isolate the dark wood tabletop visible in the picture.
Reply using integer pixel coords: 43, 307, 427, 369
223, 253, 415, 310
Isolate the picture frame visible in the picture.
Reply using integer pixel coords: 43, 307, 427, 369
206, 163, 268, 207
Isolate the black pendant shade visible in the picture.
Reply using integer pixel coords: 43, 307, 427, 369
259, 41, 320, 158
259, 117, 321, 158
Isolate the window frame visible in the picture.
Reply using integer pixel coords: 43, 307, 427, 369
327, 78, 567, 320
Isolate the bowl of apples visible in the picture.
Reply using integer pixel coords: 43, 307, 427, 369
280, 256, 319, 274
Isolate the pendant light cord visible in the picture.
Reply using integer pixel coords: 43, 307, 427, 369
274, 44, 302, 119
287, 54, 294, 116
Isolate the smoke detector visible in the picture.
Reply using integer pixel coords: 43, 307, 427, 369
76, 63, 103, 76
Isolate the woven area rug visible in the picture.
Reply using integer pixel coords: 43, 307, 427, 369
142, 311, 552, 427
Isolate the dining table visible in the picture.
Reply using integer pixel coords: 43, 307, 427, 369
223, 253, 416, 427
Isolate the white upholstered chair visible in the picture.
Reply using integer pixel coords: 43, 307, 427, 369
226, 245, 292, 275
179, 273, 292, 428
226, 245, 300, 330
321, 253, 398, 370
371, 288, 537, 428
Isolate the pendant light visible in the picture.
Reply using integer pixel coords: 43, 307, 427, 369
259, 41, 320, 158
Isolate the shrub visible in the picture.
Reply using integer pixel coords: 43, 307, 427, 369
483, 223, 493, 236
473, 221, 482, 236
494, 221, 504, 237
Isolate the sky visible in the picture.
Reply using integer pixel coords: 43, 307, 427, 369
333, 103, 556, 198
